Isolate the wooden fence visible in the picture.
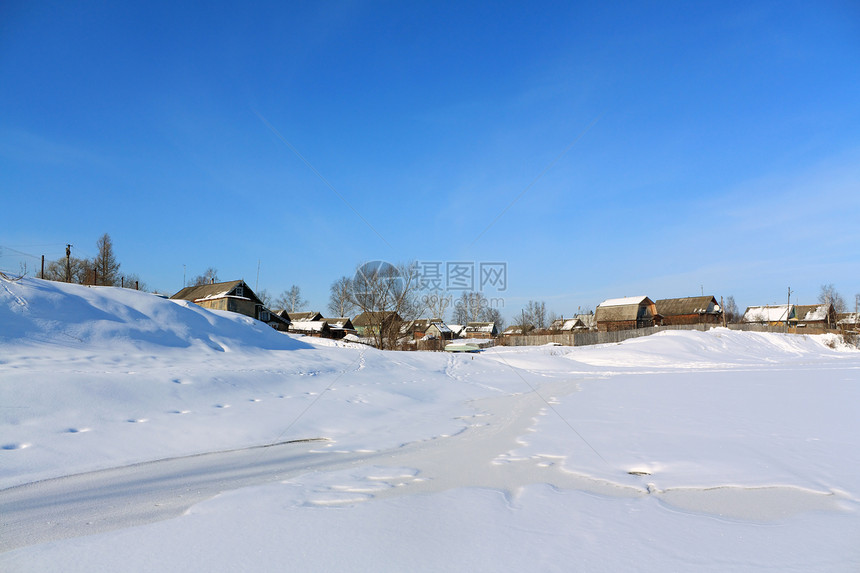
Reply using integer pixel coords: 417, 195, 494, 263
497, 323, 843, 348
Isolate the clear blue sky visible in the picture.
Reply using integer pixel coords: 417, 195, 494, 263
2, 1, 859, 319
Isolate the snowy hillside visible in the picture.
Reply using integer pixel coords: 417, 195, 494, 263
2, 277, 859, 572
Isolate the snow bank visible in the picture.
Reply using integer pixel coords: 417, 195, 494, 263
0, 277, 308, 352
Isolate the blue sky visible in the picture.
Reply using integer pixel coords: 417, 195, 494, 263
2, 1, 859, 320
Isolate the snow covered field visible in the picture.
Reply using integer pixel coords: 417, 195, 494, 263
2, 278, 859, 571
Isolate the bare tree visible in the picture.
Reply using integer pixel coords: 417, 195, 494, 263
256, 289, 273, 308
423, 291, 451, 321
191, 267, 219, 286
724, 296, 740, 324
349, 261, 420, 349
93, 233, 120, 286
525, 300, 548, 330
277, 285, 308, 313
43, 256, 88, 283
328, 276, 357, 318
819, 284, 847, 313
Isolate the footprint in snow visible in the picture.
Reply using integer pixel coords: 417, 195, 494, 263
127, 418, 148, 423
66, 427, 91, 434
172, 378, 192, 385
214, 404, 230, 409
170, 410, 191, 415
2, 443, 31, 450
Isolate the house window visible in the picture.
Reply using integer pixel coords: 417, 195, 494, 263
235, 285, 244, 297
260, 309, 270, 322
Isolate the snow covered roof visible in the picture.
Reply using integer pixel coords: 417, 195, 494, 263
742, 305, 793, 323
427, 322, 451, 334
656, 296, 720, 316
170, 281, 262, 306
465, 322, 496, 334
794, 304, 831, 322
598, 296, 650, 308
322, 317, 354, 330
288, 311, 323, 322
288, 321, 328, 333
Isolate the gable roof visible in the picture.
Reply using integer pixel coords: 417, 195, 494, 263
288, 311, 323, 322
793, 304, 832, 322
170, 280, 263, 306
322, 317, 355, 331
352, 311, 403, 327
598, 296, 651, 308
742, 305, 793, 323
655, 296, 720, 317
288, 320, 329, 334
595, 297, 656, 322
465, 322, 497, 334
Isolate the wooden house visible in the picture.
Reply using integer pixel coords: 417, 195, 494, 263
424, 322, 454, 341
792, 304, 837, 329
837, 313, 859, 331
352, 311, 403, 336
170, 280, 267, 321
655, 296, 722, 326
262, 311, 291, 332
742, 305, 794, 325
595, 296, 662, 332
447, 324, 467, 338
549, 314, 595, 332
400, 318, 442, 340
321, 317, 357, 339
288, 320, 330, 337
503, 324, 535, 336
287, 311, 323, 322
464, 322, 498, 338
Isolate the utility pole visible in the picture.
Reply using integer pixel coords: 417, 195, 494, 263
41, 255, 45, 279
183, 264, 186, 288
65, 244, 72, 283
786, 286, 793, 333
256, 259, 261, 292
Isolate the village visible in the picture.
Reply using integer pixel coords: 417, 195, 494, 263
169, 279, 860, 351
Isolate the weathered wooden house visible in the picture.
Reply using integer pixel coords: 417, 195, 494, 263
503, 324, 535, 336
447, 324, 467, 338
321, 317, 357, 339
262, 311, 291, 332
549, 314, 595, 332
400, 318, 443, 340
837, 313, 859, 331
170, 280, 267, 321
792, 304, 836, 329
464, 322, 498, 339
352, 311, 404, 336
424, 322, 454, 341
742, 305, 794, 325
655, 296, 722, 326
288, 320, 330, 337
595, 296, 662, 332
287, 311, 324, 322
